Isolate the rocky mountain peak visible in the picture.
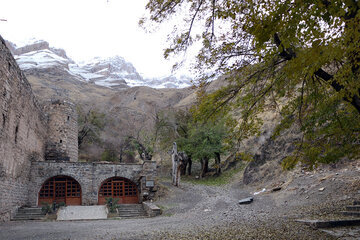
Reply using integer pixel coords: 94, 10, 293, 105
6, 39, 192, 89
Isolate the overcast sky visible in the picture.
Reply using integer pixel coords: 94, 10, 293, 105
0, 0, 191, 78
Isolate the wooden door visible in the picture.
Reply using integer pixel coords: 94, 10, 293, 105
38, 176, 81, 206
98, 177, 139, 205
54, 181, 66, 203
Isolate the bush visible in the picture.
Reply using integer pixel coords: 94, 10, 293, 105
41, 203, 53, 214
41, 202, 66, 214
105, 197, 119, 213
101, 149, 118, 162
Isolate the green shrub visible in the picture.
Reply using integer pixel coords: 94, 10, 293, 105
101, 149, 118, 162
105, 197, 119, 213
41, 203, 53, 214
41, 202, 66, 214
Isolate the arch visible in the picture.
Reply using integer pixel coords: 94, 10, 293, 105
98, 177, 139, 205
38, 175, 81, 206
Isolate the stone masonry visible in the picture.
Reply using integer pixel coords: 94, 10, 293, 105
29, 161, 156, 206
0, 36, 47, 221
0, 36, 157, 222
44, 99, 78, 162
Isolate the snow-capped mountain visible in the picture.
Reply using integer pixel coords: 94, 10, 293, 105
6, 39, 192, 89
69, 56, 142, 89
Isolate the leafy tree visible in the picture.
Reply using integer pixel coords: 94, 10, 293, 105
100, 149, 118, 162
143, 0, 360, 168
154, 109, 192, 151
178, 119, 229, 177
129, 135, 154, 161
77, 106, 105, 148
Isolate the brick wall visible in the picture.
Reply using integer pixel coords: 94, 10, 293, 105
0, 35, 47, 221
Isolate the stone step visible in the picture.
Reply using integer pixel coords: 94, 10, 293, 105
118, 214, 147, 217
118, 213, 146, 216
117, 215, 149, 219
12, 207, 46, 221
118, 208, 144, 211
341, 211, 360, 217
13, 215, 45, 219
118, 215, 147, 218
118, 215, 147, 217
107, 204, 147, 218
116, 204, 147, 218
118, 205, 143, 209
118, 210, 147, 213
346, 205, 360, 211
296, 219, 360, 229
12, 215, 45, 221
118, 209, 144, 212
17, 211, 44, 215
118, 212, 147, 215
118, 206, 143, 209
118, 207, 144, 210
14, 212, 44, 216
17, 208, 43, 213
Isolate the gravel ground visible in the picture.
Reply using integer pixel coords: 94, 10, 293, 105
0, 161, 359, 240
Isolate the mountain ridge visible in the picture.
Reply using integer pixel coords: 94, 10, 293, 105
5, 39, 192, 89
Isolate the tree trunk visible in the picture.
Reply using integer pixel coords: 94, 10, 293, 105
215, 152, 221, 176
175, 164, 181, 186
200, 157, 209, 178
171, 142, 179, 186
180, 162, 186, 176
187, 156, 192, 176
200, 158, 205, 179
119, 148, 123, 163
204, 157, 209, 173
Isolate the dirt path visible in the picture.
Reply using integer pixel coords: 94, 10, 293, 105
1, 162, 359, 239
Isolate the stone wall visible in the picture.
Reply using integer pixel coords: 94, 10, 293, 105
29, 161, 156, 206
44, 100, 78, 162
0, 35, 47, 221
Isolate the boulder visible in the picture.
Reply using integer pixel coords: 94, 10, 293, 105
238, 197, 254, 204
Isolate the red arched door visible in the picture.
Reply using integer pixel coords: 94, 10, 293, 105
98, 177, 139, 205
38, 176, 81, 206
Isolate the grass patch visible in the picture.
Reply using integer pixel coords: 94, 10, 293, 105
157, 203, 178, 211
182, 162, 245, 186
162, 213, 174, 217
157, 204, 177, 217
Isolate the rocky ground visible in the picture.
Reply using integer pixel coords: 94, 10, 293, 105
0, 159, 359, 240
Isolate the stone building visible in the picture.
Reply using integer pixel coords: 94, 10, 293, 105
0, 36, 157, 222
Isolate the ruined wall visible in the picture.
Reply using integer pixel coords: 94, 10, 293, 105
0, 36, 47, 221
44, 100, 78, 162
28, 161, 157, 206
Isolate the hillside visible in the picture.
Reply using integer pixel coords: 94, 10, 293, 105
5, 39, 194, 130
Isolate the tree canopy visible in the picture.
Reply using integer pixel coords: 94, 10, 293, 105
77, 106, 105, 148
143, 0, 360, 168
177, 119, 228, 160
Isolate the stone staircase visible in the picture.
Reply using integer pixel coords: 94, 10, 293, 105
297, 200, 360, 228
117, 204, 147, 218
12, 207, 46, 221
341, 200, 360, 217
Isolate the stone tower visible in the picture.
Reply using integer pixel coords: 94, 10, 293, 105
44, 99, 78, 162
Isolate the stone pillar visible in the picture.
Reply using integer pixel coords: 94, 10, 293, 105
141, 161, 157, 201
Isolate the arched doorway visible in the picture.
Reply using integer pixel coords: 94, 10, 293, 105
98, 177, 139, 205
38, 175, 81, 206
